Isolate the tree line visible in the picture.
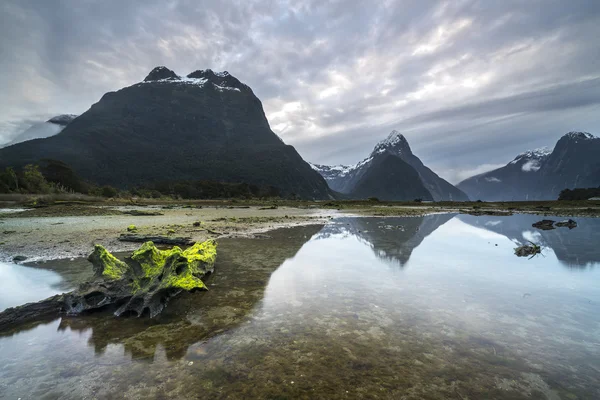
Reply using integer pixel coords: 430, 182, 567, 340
0, 159, 282, 199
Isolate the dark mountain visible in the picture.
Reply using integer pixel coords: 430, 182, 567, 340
535, 132, 600, 196
311, 131, 469, 201
0, 67, 331, 199
0, 114, 77, 148
457, 132, 600, 201
349, 154, 433, 201
456, 147, 552, 201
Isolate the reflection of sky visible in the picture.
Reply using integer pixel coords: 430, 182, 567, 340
0, 262, 64, 311
262, 216, 600, 343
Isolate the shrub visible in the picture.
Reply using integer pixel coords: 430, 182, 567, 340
101, 185, 118, 198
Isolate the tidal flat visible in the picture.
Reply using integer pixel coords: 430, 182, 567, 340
0, 212, 599, 399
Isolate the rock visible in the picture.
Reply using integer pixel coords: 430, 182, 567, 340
514, 242, 541, 258
118, 234, 193, 245
461, 210, 513, 216
122, 210, 164, 216
555, 219, 577, 229
0, 240, 217, 332
12, 255, 27, 262
532, 220, 555, 230
143, 66, 179, 81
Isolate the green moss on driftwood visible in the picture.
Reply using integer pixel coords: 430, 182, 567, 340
0, 240, 217, 331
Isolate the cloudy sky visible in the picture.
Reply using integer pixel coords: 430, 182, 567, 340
2, 0, 600, 183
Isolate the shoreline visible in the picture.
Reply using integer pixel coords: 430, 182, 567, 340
1, 200, 598, 263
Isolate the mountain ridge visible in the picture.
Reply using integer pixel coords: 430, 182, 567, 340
312, 131, 469, 201
0, 66, 332, 199
457, 131, 600, 200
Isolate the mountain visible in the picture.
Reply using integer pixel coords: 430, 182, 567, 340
311, 131, 469, 201
457, 132, 600, 200
350, 153, 433, 201
456, 147, 552, 201
0, 67, 331, 199
0, 114, 77, 148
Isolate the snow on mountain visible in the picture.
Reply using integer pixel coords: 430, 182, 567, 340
457, 131, 600, 200
508, 147, 552, 172
564, 131, 596, 141
141, 67, 243, 92
371, 130, 411, 156
310, 130, 469, 201
311, 132, 411, 183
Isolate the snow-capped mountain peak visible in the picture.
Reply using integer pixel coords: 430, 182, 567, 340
510, 147, 552, 163
310, 162, 357, 179
508, 147, 552, 172
563, 131, 596, 141
371, 130, 411, 156
141, 67, 243, 92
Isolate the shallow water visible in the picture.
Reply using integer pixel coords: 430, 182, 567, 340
0, 214, 599, 399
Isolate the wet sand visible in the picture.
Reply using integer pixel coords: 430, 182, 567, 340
0, 205, 334, 262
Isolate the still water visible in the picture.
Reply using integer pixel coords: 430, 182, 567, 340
0, 214, 599, 399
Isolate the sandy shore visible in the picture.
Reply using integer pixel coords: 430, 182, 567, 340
0, 205, 336, 262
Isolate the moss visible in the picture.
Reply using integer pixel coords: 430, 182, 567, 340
131, 240, 217, 290
94, 244, 128, 280
84, 239, 217, 313
131, 241, 169, 278
127, 224, 137, 232
165, 270, 206, 291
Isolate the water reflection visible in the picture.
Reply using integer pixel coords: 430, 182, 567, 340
0, 225, 322, 359
315, 214, 454, 267
0, 262, 65, 311
1, 217, 600, 399
458, 214, 600, 268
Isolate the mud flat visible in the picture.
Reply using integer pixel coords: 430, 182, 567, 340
0, 205, 333, 262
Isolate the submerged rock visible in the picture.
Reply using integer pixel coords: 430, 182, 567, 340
118, 234, 193, 245
532, 220, 555, 230
555, 219, 577, 229
0, 240, 217, 331
514, 242, 541, 258
12, 255, 27, 262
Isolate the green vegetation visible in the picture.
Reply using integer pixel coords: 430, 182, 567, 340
134, 180, 281, 200
0, 161, 284, 200
559, 187, 600, 200
92, 244, 129, 280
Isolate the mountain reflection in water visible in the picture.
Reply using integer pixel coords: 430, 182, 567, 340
457, 213, 600, 268
1, 215, 599, 399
